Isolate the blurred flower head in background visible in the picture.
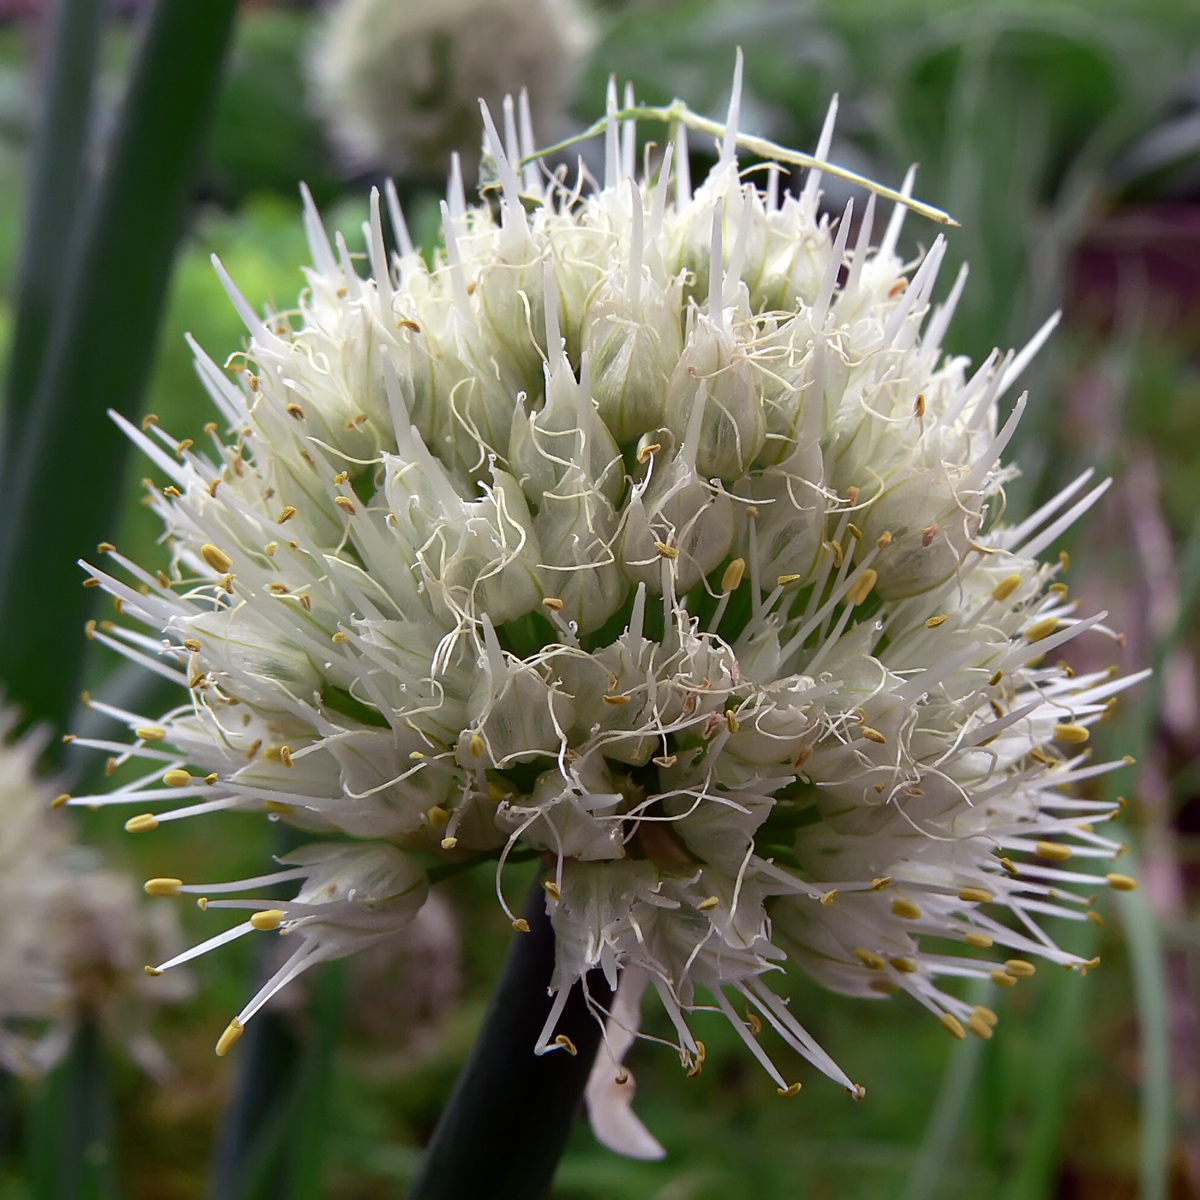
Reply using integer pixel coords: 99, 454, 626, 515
0, 707, 188, 1080
308, 0, 594, 179
74, 59, 1144, 1156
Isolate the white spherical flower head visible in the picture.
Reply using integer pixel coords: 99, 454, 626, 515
77, 55, 1144, 1152
309, 0, 593, 178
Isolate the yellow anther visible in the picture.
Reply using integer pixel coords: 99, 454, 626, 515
215, 1019, 244, 1057
849, 569, 878, 607
142, 413, 159, 430
999, 857, 1019, 877
197, 897, 209, 910
957, 887, 993, 904
716, 558, 745, 592
1049, 582, 1069, 597
1005, 959, 1036, 978
426, 805, 450, 829
890, 956, 918, 973
846, 523, 863, 543
554, 1034, 578, 1056
332, 631, 349, 644
144, 878, 182, 897
204, 773, 219, 786
972, 1005, 999, 1028
263, 543, 278, 557
697, 896, 720, 912
51, 793, 70, 810
543, 879, 561, 900
125, 813, 159, 833
824, 540, 843, 569
250, 909, 286, 931
437, 835, 458, 851
654, 540, 678, 559
84, 620, 98, 641
726, 710, 740, 734
603, 693, 631, 706
183, 638, 202, 652
467, 734, 486, 758
988, 670, 1004, 686
777, 573, 802, 587
636, 442, 661, 464
1053, 723, 1089, 744
967, 1014, 994, 1040
871, 877, 893, 890
861, 727, 886, 744
744, 1012, 762, 1034
277, 506, 297, 523
913, 394, 926, 418
334, 496, 355, 514
875, 531, 893, 548
854, 949, 886, 970
990, 970, 1017, 987
1024, 616, 1059, 642
891, 898, 922, 920
279, 746, 293, 767
964, 932, 993, 949
1037, 840, 1073, 861
1106, 873, 1138, 892
511, 918, 531, 933
941, 1013, 966, 1040
136, 726, 166, 741
144, 966, 164, 977
542, 597, 564, 611
1087, 910, 1106, 927
1059, 550, 1071, 570
201, 544, 233, 573
264, 800, 295, 814
992, 575, 1022, 602
777, 1082, 802, 1097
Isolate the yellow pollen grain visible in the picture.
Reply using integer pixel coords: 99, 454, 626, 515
990, 970, 1017, 987
890, 956, 918, 973
654, 540, 678, 559
941, 1013, 966, 1040
426, 805, 450, 829
697, 896, 720, 912
854, 949, 886, 970
251, 909, 286, 931
849, 569, 878, 607
469, 734, 485, 757
1053, 723, 1089, 744
967, 1014, 994, 1040
1005, 959, 1036, 978
1106, 873, 1137, 892
1037, 840, 1073, 861
136, 726, 166, 741
511, 918, 531, 933
992, 575, 1022, 602
144, 878, 182, 897
277, 505, 297, 523
964, 932, 993, 949
1024, 616, 1059, 642
554, 1034, 578, 1056
721, 559, 746, 593
125, 813, 159, 833
891, 898, 922, 920
163, 769, 192, 787
334, 496, 355, 514
861, 727, 886, 744
925, 614, 948, 628
542, 597, 564, 611
215, 1019, 244, 1057
958, 887, 993, 904
201, 544, 233, 573
777, 1082, 802, 1097
51, 793, 70, 810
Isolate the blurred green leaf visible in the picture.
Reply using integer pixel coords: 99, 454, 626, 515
0, 0, 238, 737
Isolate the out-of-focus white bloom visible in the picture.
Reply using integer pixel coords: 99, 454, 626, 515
308, 0, 593, 178
0, 710, 186, 1079
75, 55, 1144, 1153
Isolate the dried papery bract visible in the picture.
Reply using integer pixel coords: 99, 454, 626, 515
75, 53, 1142, 1157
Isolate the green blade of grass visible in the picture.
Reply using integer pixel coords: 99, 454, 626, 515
1, 0, 106, 461
0, 0, 238, 736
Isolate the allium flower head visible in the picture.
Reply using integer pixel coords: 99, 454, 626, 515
76, 57, 1144, 1150
309, 0, 593, 178
0, 709, 186, 1078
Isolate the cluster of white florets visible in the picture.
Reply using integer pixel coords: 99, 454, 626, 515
0, 709, 185, 1078
73, 66, 1142, 1151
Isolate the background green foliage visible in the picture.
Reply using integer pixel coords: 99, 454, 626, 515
2, 1, 1199, 1197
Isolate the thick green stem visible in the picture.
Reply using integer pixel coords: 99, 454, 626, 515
408, 884, 611, 1200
